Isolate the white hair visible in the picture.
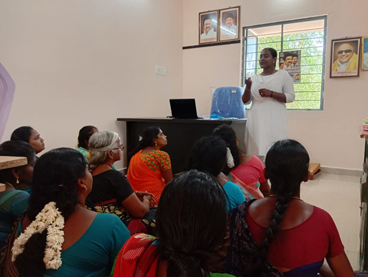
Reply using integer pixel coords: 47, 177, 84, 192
88, 131, 120, 170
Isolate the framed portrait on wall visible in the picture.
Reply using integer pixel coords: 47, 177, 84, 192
219, 6, 240, 42
330, 37, 361, 78
199, 10, 218, 45
362, 36, 368, 71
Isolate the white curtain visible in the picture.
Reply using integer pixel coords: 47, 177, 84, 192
0, 63, 15, 142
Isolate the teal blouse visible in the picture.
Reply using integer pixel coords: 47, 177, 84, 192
223, 181, 246, 212
0, 189, 29, 252
18, 213, 130, 277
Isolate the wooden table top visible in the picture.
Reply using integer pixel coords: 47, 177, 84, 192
0, 156, 27, 170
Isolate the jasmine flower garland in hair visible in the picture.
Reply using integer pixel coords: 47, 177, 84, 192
226, 147, 235, 168
12, 201, 65, 270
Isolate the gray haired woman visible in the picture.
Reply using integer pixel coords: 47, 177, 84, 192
86, 131, 157, 235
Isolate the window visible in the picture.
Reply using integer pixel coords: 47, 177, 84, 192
241, 16, 327, 110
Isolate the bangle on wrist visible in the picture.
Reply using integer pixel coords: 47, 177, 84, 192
271, 90, 274, 98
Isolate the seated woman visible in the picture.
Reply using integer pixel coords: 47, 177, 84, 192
76, 125, 118, 170
112, 170, 232, 277
0, 141, 35, 253
212, 124, 270, 199
127, 126, 173, 200
224, 139, 355, 277
186, 136, 245, 212
10, 126, 45, 155
1, 148, 130, 277
86, 131, 156, 235
76, 125, 98, 159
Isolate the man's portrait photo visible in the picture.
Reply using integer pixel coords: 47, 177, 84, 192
279, 50, 301, 83
330, 37, 361, 78
219, 7, 240, 41
362, 36, 368, 71
199, 11, 218, 44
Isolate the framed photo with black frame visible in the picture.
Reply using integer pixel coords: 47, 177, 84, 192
199, 10, 218, 45
330, 37, 361, 78
219, 6, 240, 42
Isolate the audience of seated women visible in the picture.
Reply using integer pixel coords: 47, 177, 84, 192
112, 170, 232, 277
212, 124, 270, 199
127, 126, 173, 201
1, 123, 361, 277
1, 148, 130, 277
86, 131, 156, 235
10, 126, 45, 155
186, 136, 245, 212
0, 141, 35, 254
224, 139, 355, 277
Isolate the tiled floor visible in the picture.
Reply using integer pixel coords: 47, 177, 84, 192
300, 172, 362, 270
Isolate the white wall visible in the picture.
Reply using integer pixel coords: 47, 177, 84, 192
183, 0, 368, 170
1, 0, 367, 170
0, 0, 183, 168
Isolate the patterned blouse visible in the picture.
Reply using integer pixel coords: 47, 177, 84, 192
141, 150, 171, 173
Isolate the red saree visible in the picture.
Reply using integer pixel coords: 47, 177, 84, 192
111, 233, 159, 277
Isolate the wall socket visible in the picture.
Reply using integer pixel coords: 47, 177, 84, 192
155, 65, 167, 76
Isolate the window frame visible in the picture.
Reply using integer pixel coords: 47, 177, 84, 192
241, 16, 327, 110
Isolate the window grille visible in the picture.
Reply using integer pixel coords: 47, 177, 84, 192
241, 16, 327, 110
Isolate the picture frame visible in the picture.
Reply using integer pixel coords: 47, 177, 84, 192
362, 36, 368, 71
219, 6, 240, 42
199, 10, 218, 45
330, 37, 361, 78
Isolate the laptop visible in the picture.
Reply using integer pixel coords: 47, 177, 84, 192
169, 99, 200, 119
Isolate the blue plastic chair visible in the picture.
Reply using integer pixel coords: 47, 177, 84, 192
210, 87, 245, 119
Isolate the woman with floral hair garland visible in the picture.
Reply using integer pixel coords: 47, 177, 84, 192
1, 148, 130, 277
212, 124, 270, 200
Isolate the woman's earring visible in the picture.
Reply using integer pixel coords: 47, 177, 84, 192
16, 176, 19, 184
155, 142, 157, 147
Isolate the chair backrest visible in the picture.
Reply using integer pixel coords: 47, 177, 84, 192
210, 87, 245, 119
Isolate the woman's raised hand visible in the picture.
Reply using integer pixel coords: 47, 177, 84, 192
245, 78, 252, 89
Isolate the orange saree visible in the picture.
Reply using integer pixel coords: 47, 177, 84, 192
127, 150, 171, 201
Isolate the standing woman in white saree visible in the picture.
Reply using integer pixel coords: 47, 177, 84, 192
242, 48, 295, 158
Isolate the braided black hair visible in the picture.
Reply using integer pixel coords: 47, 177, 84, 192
245, 139, 309, 276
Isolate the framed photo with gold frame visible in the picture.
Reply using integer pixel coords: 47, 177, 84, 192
362, 36, 368, 71
199, 10, 218, 45
330, 37, 361, 78
219, 6, 240, 42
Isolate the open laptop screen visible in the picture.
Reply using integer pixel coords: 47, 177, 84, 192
169, 99, 199, 119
